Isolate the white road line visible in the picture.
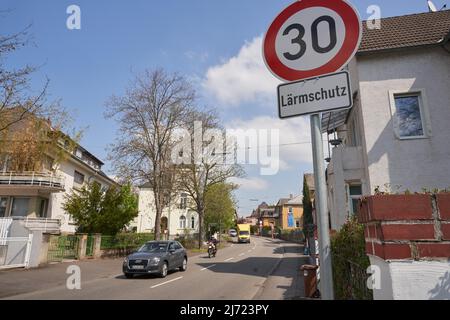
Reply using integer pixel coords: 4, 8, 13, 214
200, 264, 217, 271
239, 253, 245, 256
247, 250, 252, 253
224, 257, 234, 262
150, 276, 183, 289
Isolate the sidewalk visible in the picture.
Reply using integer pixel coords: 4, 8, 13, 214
254, 238, 309, 300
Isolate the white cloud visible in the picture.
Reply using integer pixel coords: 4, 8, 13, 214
228, 177, 269, 191
203, 36, 281, 107
226, 115, 313, 167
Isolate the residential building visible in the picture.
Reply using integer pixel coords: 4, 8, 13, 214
0, 117, 116, 234
135, 185, 199, 238
276, 194, 303, 230
260, 206, 278, 227
323, 10, 450, 230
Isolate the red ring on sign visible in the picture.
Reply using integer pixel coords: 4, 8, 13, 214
263, 0, 361, 81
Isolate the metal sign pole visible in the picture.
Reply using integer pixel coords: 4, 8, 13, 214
310, 113, 334, 300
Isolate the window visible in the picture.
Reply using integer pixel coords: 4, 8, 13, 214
180, 193, 187, 209
74, 171, 85, 185
0, 197, 8, 217
179, 216, 186, 229
295, 219, 301, 228
348, 184, 363, 215
174, 242, 182, 250
11, 198, 30, 217
38, 199, 48, 218
390, 91, 430, 139
191, 216, 195, 229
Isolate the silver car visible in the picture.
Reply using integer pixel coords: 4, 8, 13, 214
229, 229, 238, 237
123, 241, 187, 278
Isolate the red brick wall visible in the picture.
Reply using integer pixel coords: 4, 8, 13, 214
358, 193, 450, 260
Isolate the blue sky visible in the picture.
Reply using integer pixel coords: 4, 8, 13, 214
1, 0, 445, 216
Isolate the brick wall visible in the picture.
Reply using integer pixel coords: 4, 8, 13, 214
358, 193, 450, 260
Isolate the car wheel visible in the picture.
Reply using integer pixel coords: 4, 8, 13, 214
160, 262, 168, 278
124, 273, 133, 279
180, 257, 187, 271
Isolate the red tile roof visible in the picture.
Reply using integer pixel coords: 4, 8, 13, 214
359, 10, 450, 53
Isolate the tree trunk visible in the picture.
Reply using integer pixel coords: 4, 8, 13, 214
154, 191, 162, 240
197, 207, 204, 249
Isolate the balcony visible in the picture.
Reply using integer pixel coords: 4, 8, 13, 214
0, 172, 65, 192
0, 217, 61, 234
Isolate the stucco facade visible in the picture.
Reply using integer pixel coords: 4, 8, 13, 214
135, 187, 199, 238
326, 46, 450, 230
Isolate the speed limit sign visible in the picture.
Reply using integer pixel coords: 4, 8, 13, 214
263, 0, 362, 82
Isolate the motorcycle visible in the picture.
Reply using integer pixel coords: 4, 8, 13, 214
207, 242, 217, 258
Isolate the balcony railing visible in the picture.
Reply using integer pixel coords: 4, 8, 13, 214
0, 172, 64, 191
0, 217, 61, 234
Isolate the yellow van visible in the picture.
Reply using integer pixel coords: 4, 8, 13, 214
237, 224, 251, 243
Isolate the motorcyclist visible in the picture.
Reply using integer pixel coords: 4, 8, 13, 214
208, 236, 218, 252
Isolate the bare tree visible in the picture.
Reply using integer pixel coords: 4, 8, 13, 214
105, 69, 195, 240
0, 24, 51, 136
176, 110, 244, 248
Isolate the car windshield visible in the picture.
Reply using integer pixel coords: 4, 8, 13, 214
239, 231, 249, 235
138, 242, 168, 253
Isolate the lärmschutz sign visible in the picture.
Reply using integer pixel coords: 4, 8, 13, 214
277, 71, 352, 119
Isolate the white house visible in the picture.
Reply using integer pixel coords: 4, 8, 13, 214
324, 10, 450, 229
135, 184, 199, 238
322, 10, 450, 300
0, 127, 116, 234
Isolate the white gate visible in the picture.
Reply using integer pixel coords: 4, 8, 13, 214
0, 218, 33, 269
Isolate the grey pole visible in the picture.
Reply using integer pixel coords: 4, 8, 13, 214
310, 113, 334, 300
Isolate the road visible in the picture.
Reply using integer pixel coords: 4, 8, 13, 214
0, 237, 309, 300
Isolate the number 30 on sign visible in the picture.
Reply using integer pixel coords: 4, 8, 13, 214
263, 0, 362, 82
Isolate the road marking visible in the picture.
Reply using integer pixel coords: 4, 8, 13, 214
239, 253, 245, 256
224, 257, 234, 262
200, 264, 217, 271
231, 244, 234, 247
150, 276, 183, 289
248, 250, 252, 253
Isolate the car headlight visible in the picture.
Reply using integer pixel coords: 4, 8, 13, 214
150, 257, 160, 265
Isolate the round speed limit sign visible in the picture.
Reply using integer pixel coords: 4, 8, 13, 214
263, 0, 362, 82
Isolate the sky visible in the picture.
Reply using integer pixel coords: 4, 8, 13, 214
1, 0, 446, 217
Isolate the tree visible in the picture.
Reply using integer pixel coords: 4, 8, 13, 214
63, 182, 138, 235
105, 69, 195, 240
0, 23, 54, 136
176, 110, 244, 248
302, 175, 315, 252
204, 182, 237, 237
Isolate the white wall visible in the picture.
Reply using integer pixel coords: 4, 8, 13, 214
137, 188, 199, 237
49, 158, 114, 234
357, 48, 450, 193
369, 255, 450, 300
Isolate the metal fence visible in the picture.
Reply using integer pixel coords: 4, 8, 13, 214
47, 235, 80, 262
332, 253, 373, 300
0, 235, 33, 269
100, 233, 154, 250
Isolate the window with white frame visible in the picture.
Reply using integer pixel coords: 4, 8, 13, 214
180, 193, 187, 209
347, 184, 362, 215
179, 215, 186, 229
390, 91, 430, 139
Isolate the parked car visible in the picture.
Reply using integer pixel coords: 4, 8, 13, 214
123, 241, 187, 278
228, 229, 238, 237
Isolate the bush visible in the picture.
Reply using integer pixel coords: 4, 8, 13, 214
250, 225, 258, 235
279, 229, 305, 243
175, 235, 199, 249
331, 217, 372, 300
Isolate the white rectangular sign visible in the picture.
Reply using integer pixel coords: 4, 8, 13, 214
278, 71, 352, 118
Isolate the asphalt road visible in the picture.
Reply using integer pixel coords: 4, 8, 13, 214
0, 236, 308, 300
